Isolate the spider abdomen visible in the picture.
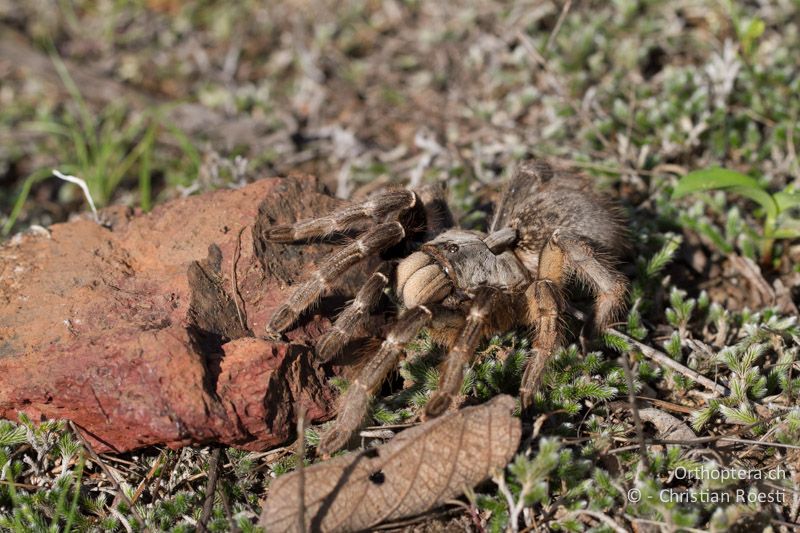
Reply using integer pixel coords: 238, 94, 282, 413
512, 189, 625, 257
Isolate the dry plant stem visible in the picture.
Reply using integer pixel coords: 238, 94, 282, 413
52, 170, 99, 222
68, 421, 147, 529
607, 411, 794, 455
772, 518, 800, 531
371, 507, 466, 531
635, 396, 695, 414
296, 406, 307, 533
494, 470, 526, 533
620, 356, 649, 469
624, 515, 709, 533
130, 450, 165, 505
562, 303, 730, 396
544, 0, 572, 52
730, 254, 775, 302
232, 226, 247, 331
563, 510, 627, 533
150, 452, 177, 504
614, 328, 729, 396
0, 480, 39, 490
714, 438, 800, 450
218, 483, 239, 533
198, 447, 223, 533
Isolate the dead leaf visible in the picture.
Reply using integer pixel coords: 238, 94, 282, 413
639, 408, 695, 451
260, 395, 521, 533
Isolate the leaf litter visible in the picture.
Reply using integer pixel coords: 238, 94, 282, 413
260, 395, 521, 532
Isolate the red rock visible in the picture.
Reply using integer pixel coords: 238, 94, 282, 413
0, 176, 364, 452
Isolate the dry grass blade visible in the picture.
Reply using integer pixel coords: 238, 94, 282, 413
260, 395, 521, 533
620, 355, 649, 469
67, 421, 147, 528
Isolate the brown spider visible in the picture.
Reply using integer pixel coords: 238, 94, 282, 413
264, 159, 628, 453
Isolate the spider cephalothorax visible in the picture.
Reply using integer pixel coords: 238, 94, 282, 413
264, 159, 628, 453
395, 230, 529, 308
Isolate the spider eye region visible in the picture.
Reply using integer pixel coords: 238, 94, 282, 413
447, 243, 459, 254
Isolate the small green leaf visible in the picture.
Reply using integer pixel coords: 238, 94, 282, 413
774, 212, 800, 239
773, 226, 800, 239
774, 190, 800, 213
673, 168, 762, 198
744, 18, 765, 41
645, 235, 682, 278
740, 18, 765, 57
0, 422, 27, 446
673, 168, 778, 221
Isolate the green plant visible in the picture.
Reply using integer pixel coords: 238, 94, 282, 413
672, 167, 800, 265
0, 421, 86, 533
1, 53, 203, 236
492, 438, 563, 532
2, 56, 158, 235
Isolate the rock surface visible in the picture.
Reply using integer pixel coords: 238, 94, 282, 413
0, 176, 364, 452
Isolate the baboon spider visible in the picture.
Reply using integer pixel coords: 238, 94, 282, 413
265, 159, 628, 453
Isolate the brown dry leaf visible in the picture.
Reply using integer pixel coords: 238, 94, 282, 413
639, 407, 696, 449
260, 395, 521, 532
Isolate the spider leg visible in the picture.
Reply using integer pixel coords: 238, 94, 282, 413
414, 183, 455, 237
425, 287, 499, 418
268, 221, 405, 333
316, 270, 389, 362
265, 189, 416, 242
428, 308, 466, 348
520, 238, 565, 408
553, 231, 627, 330
318, 306, 433, 454
519, 230, 628, 407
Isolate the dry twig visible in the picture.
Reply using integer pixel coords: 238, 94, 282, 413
610, 328, 729, 396
620, 356, 649, 469
197, 447, 223, 532
68, 421, 147, 528
296, 405, 307, 533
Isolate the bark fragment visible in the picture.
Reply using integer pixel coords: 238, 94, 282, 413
0, 176, 360, 452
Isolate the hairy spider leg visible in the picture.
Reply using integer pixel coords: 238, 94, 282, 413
554, 231, 627, 330
318, 306, 433, 454
264, 189, 416, 242
519, 230, 627, 407
268, 221, 405, 333
425, 287, 501, 418
316, 270, 390, 362
520, 236, 565, 408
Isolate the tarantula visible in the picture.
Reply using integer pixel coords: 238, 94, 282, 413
264, 159, 628, 453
